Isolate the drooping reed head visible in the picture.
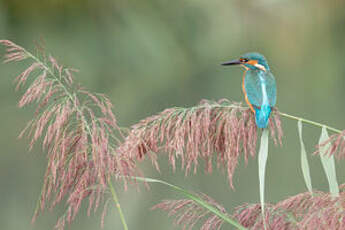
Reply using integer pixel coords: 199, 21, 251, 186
316, 130, 345, 159
0, 40, 124, 229
152, 193, 229, 230
233, 185, 345, 229
117, 99, 283, 189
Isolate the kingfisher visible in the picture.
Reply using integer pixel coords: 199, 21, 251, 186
221, 52, 276, 128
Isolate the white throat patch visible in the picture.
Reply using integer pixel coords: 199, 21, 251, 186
254, 63, 267, 72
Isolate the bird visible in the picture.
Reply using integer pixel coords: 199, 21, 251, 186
221, 52, 276, 128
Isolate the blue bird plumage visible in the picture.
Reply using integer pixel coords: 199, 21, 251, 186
255, 105, 271, 128
221, 52, 277, 128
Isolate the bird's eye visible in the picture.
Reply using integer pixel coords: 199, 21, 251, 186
240, 58, 249, 62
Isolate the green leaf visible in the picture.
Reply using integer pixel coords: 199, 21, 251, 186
258, 129, 269, 229
297, 120, 313, 194
319, 126, 339, 197
132, 176, 247, 230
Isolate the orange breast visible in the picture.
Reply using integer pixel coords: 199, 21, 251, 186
242, 70, 255, 113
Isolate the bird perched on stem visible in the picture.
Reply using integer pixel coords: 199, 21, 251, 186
222, 52, 276, 128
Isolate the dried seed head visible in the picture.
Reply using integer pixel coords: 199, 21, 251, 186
152, 193, 229, 230
0, 40, 28, 63
117, 99, 283, 188
316, 130, 345, 159
233, 185, 345, 230
1, 40, 122, 229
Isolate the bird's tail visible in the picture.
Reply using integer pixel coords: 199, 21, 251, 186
255, 104, 272, 128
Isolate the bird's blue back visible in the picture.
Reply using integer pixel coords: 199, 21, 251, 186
244, 70, 276, 128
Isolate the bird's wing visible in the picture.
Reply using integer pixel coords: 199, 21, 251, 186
265, 71, 277, 107
244, 70, 276, 108
244, 70, 263, 107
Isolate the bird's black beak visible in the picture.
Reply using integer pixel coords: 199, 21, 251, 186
221, 59, 242, 66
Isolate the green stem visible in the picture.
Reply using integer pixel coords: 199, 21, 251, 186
108, 178, 129, 230
279, 112, 342, 134
133, 177, 247, 230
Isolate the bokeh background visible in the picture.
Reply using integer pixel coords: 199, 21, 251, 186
0, 0, 345, 229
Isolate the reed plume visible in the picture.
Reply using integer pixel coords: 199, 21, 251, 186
152, 193, 230, 230
0, 40, 128, 229
233, 184, 345, 229
317, 130, 345, 159
153, 184, 345, 230
117, 99, 283, 188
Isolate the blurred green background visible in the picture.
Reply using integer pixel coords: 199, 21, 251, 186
0, 0, 345, 229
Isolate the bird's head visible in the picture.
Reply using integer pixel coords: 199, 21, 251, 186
222, 52, 269, 72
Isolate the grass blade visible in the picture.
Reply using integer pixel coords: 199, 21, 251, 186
297, 120, 313, 194
258, 129, 269, 229
132, 176, 247, 230
319, 126, 339, 197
